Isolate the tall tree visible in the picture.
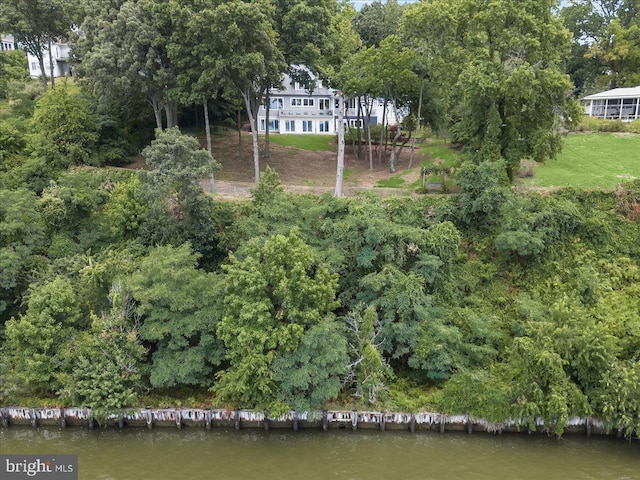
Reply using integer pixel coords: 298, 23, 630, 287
198, 0, 285, 186
353, 0, 404, 48
214, 230, 341, 413
404, 0, 580, 180
126, 243, 224, 388
76, 0, 179, 130
319, 2, 361, 196
561, 0, 640, 91
0, 0, 70, 90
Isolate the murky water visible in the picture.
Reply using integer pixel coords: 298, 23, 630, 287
1, 427, 639, 480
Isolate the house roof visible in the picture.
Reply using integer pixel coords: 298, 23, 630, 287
582, 86, 640, 100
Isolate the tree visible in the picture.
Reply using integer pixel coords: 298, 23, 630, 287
319, 2, 361, 196
76, 0, 179, 130
126, 243, 224, 388
139, 127, 220, 264
353, 0, 404, 48
344, 305, 393, 404
0, 0, 70, 90
214, 229, 340, 413
193, 0, 285, 186
404, 0, 580, 180
561, 0, 640, 90
0, 189, 44, 320
0, 49, 28, 99
4, 275, 82, 394
374, 35, 419, 173
59, 283, 146, 422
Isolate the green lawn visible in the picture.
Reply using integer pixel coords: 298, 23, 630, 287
264, 134, 336, 152
422, 137, 459, 166
523, 133, 640, 189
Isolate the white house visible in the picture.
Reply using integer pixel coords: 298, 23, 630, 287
258, 70, 403, 135
26, 39, 71, 80
1, 34, 15, 51
581, 86, 640, 121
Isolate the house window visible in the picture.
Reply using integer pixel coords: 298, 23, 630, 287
591, 99, 605, 118
31, 62, 38, 71
349, 119, 363, 128
319, 121, 329, 132
302, 120, 313, 133
319, 99, 330, 110
291, 98, 314, 107
294, 82, 306, 91
269, 98, 283, 110
285, 120, 296, 132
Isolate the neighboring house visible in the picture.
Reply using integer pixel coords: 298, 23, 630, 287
26, 39, 71, 80
258, 70, 403, 135
581, 86, 640, 121
1, 34, 15, 51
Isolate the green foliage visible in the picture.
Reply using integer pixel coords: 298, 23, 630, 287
214, 229, 340, 412
0, 50, 28, 99
127, 243, 224, 388
345, 305, 394, 404
456, 159, 510, 225
139, 127, 221, 265
0, 189, 44, 318
59, 286, 146, 422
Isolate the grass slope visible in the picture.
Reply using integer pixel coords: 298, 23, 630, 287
527, 133, 640, 189
264, 134, 336, 152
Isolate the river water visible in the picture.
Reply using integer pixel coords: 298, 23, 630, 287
1, 427, 639, 480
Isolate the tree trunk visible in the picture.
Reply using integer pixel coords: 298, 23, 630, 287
389, 101, 402, 173
378, 98, 387, 166
150, 96, 163, 130
237, 108, 242, 160
264, 91, 270, 159
203, 100, 214, 193
165, 100, 179, 129
409, 78, 424, 169
334, 93, 345, 197
48, 38, 55, 89
356, 97, 362, 159
364, 97, 374, 171
241, 89, 261, 186
37, 51, 48, 91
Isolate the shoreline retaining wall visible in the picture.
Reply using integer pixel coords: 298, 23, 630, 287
0, 407, 612, 436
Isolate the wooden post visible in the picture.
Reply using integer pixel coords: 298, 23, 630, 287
88, 412, 95, 430
351, 410, 358, 431
1, 408, 8, 428
380, 413, 386, 432
175, 409, 182, 430
31, 409, 38, 428
292, 411, 298, 432
409, 414, 416, 433
466, 416, 473, 434
586, 417, 592, 437
235, 411, 241, 431
60, 408, 67, 429
205, 410, 212, 431
146, 407, 153, 430
322, 410, 328, 432
263, 415, 269, 431
439, 415, 445, 434
118, 416, 125, 430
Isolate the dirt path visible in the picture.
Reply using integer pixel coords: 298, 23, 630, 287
131, 131, 427, 198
